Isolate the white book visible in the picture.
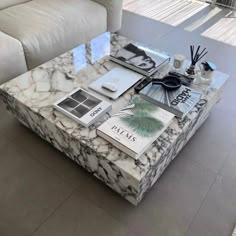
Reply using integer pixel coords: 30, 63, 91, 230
97, 97, 174, 159
54, 88, 112, 127
89, 67, 143, 100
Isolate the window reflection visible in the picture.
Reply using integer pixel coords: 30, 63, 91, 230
73, 44, 87, 73
90, 32, 111, 64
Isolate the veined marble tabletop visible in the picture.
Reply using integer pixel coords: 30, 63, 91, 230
0, 34, 229, 205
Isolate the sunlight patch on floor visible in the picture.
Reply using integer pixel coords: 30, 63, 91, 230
201, 11, 236, 46
185, 7, 222, 32
123, 0, 208, 26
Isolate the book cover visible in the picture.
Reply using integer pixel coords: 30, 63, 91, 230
139, 83, 202, 118
97, 97, 174, 159
89, 67, 143, 100
54, 88, 112, 127
110, 43, 170, 76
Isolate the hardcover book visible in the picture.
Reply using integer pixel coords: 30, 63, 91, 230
97, 97, 174, 159
110, 43, 170, 76
54, 88, 112, 127
89, 67, 143, 100
139, 83, 202, 118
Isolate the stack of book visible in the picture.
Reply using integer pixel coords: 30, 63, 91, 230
139, 82, 202, 118
97, 97, 174, 159
110, 43, 170, 76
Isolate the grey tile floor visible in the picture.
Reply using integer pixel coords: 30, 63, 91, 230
1, 6, 236, 236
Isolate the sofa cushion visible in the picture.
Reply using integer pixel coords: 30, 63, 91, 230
0, 0, 31, 10
0, 0, 107, 69
0, 32, 28, 84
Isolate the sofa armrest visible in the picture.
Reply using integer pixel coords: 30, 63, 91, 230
0, 32, 28, 84
92, 0, 123, 32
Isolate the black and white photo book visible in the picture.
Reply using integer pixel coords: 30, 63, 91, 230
110, 43, 170, 76
54, 88, 112, 127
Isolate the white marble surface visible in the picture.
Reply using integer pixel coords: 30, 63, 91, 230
0, 34, 228, 205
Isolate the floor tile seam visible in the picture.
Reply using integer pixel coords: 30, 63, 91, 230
180, 133, 234, 175
3, 132, 82, 189
29, 188, 77, 236
217, 140, 236, 176
182, 153, 219, 175
22, 152, 81, 189
0, 126, 89, 191
0, 134, 15, 150
2, 139, 130, 236
183, 173, 219, 236
34, 183, 139, 236
74, 156, 221, 236
216, 171, 236, 183
73, 185, 139, 236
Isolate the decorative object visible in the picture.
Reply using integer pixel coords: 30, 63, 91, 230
201, 61, 216, 80
168, 71, 193, 87
152, 75, 182, 91
173, 54, 185, 70
186, 45, 208, 78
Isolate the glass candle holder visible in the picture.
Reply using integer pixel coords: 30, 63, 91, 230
186, 64, 196, 76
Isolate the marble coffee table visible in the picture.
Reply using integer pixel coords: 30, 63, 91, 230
0, 34, 228, 205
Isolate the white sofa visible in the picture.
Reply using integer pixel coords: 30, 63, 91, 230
0, 0, 123, 84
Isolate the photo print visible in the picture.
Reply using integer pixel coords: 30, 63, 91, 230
58, 89, 101, 119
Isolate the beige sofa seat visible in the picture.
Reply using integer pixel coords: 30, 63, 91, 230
0, 0, 31, 10
0, 0, 107, 69
0, 32, 27, 84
